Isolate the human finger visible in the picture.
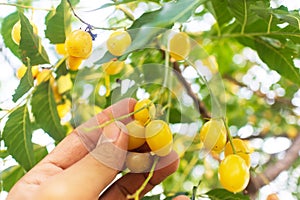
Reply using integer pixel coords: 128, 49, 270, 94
36, 121, 129, 200
172, 195, 190, 200
40, 98, 136, 169
99, 151, 179, 200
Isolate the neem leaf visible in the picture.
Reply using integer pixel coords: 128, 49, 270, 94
19, 12, 50, 65
0, 165, 25, 192
12, 64, 34, 102
45, 0, 72, 44
254, 37, 300, 85
31, 81, 66, 142
1, 12, 20, 58
130, 0, 203, 29
206, 188, 250, 200
2, 105, 35, 171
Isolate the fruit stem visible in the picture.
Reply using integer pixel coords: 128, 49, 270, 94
222, 118, 236, 154
164, 50, 172, 123
127, 157, 159, 200
66, 0, 126, 31
54, 56, 67, 69
104, 74, 111, 97
84, 101, 155, 132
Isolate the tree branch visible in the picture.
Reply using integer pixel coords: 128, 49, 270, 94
172, 62, 211, 120
246, 134, 300, 198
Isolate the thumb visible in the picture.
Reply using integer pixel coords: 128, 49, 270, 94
36, 121, 128, 200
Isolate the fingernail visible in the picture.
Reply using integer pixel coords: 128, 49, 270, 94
100, 121, 127, 143
115, 121, 128, 134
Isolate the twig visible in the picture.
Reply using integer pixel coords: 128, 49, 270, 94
127, 157, 159, 200
245, 134, 300, 198
66, 0, 126, 30
173, 62, 211, 120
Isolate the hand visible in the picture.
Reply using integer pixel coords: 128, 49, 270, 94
7, 98, 179, 200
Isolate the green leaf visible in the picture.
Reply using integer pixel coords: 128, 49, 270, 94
272, 6, 300, 30
0, 149, 9, 159
31, 81, 66, 142
227, 0, 268, 28
55, 59, 68, 78
2, 105, 35, 171
12, 64, 34, 102
130, 0, 203, 29
168, 108, 194, 123
206, 188, 250, 200
95, 0, 202, 64
254, 37, 300, 85
33, 144, 48, 163
0, 165, 25, 192
142, 194, 161, 200
45, 0, 72, 44
19, 12, 50, 65
206, 0, 233, 27
1, 12, 20, 58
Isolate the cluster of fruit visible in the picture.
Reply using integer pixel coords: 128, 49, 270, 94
125, 99, 173, 173
57, 29, 93, 71
199, 119, 251, 193
12, 21, 92, 119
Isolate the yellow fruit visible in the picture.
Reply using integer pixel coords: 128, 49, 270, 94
199, 119, 227, 153
287, 126, 298, 139
266, 193, 280, 200
126, 120, 146, 150
64, 122, 74, 135
55, 43, 67, 55
65, 30, 92, 58
224, 138, 251, 168
169, 32, 190, 61
57, 74, 73, 94
57, 100, 71, 118
125, 152, 153, 173
52, 84, 62, 103
36, 69, 52, 85
133, 99, 156, 125
16, 65, 39, 79
218, 154, 250, 193
102, 60, 124, 75
145, 120, 173, 157
66, 56, 82, 71
106, 31, 131, 56
11, 20, 38, 45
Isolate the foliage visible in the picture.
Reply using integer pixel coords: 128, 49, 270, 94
0, 0, 300, 199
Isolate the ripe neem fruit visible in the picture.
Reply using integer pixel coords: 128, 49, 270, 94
16, 65, 39, 79
169, 32, 190, 61
55, 43, 67, 55
126, 120, 146, 150
224, 138, 251, 168
36, 69, 53, 85
65, 29, 93, 59
102, 60, 124, 75
199, 119, 227, 152
145, 120, 173, 157
133, 99, 156, 125
126, 152, 153, 173
218, 154, 250, 193
266, 193, 280, 200
67, 56, 83, 71
106, 30, 131, 56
